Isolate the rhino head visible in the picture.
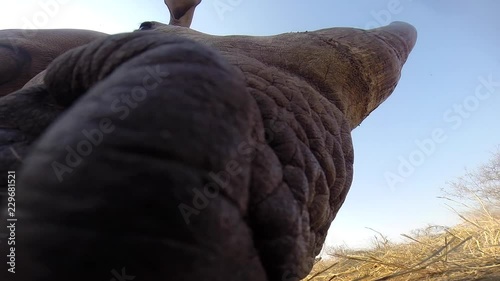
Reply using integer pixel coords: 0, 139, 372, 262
0, 3, 416, 280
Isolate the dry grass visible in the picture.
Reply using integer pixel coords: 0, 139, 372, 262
305, 200, 500, 281
306, 150, 500, 281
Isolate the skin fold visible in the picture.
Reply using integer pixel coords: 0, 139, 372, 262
0, 2, 417, 280
0, 0, 199, 97
0, 29, 107, 96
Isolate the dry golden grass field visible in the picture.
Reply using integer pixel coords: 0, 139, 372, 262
305, 151, 500, 281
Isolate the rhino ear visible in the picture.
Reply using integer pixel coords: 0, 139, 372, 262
164, 0, 202, 28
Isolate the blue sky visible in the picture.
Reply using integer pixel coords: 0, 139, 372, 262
1, 0, 499, 249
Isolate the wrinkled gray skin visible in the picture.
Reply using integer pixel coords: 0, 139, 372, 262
0, 0, 198, 97
0, 14, 416, 281
0, 29, 107, 96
